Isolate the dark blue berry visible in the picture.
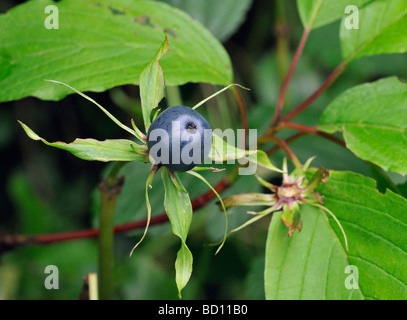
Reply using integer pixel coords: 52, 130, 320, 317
147, 106, 212, 172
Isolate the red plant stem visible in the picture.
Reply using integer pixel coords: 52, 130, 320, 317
277, 122, 346, 148
315, 131, 346, 148
265, 132, 306, 156
281, 61, 347, 123
269, 136, 302, 169
1, 174, 233, 249
271, 26, 311, 127
277, 122, 318, 134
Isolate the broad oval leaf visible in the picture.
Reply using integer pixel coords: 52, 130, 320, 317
161, 167, 193, 298
0, 0, 233, 103
340, 0, 407, 61
159, 0, 253, 42
319, 77, 407, 175
315, 170, 407, 300
265, 205, 364, 300
18, 121, 148, 162
297, 0, 372, 30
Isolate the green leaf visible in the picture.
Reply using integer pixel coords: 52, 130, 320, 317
297, 0, 372, 30
246, 150, 282, 173
319, 77, 407, 175
369, 163, 404, 196
397, 180, 407, 198
161, 167, 193, 298
209, 133, 245, 162
315, 170, 407, 300
222, 193, 275, 209
159, 0, 253, 42
0, 0, 233, 103
209, 133, 281, 172
18, 121, 148, 162
139, 35, 169, 132
265, 205, 364, 300
340, 0, 407, 61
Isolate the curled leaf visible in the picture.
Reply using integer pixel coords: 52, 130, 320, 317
222, 193, 275, 209
129, 164, 159, 256
209, 133, 281, 172
18, 121, 148, 162
186, 170, 228, 255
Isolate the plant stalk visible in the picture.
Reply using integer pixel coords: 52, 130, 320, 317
271, 22, 311, 127
270, 136, 302, 170
98, 165, 124, 300
276, 122, 346, 148
281, 61, 347, 123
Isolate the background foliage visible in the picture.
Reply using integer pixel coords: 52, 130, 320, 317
0, 0, 406, 299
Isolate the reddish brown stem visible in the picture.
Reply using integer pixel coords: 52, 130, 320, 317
271, 26, 311, 127
265, 132, 306, 156
281, 61, 347, 123
277, 122, 346, 148
277, 122, 318, 134
269, 136, 302, 169
316, 131, 346, 148
0, 175, 232, 251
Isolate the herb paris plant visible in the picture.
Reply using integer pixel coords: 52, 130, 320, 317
18, 36, 281, 297
4, 0, 407, 301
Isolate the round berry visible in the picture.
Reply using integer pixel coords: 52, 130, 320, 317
147, 106, 212, 172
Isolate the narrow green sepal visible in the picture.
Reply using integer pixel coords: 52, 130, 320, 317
280, 202, 302, 237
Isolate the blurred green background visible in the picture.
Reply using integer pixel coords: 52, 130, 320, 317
1, 0, 406, 299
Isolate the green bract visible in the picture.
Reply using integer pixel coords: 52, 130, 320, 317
221, 158, 341, 240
